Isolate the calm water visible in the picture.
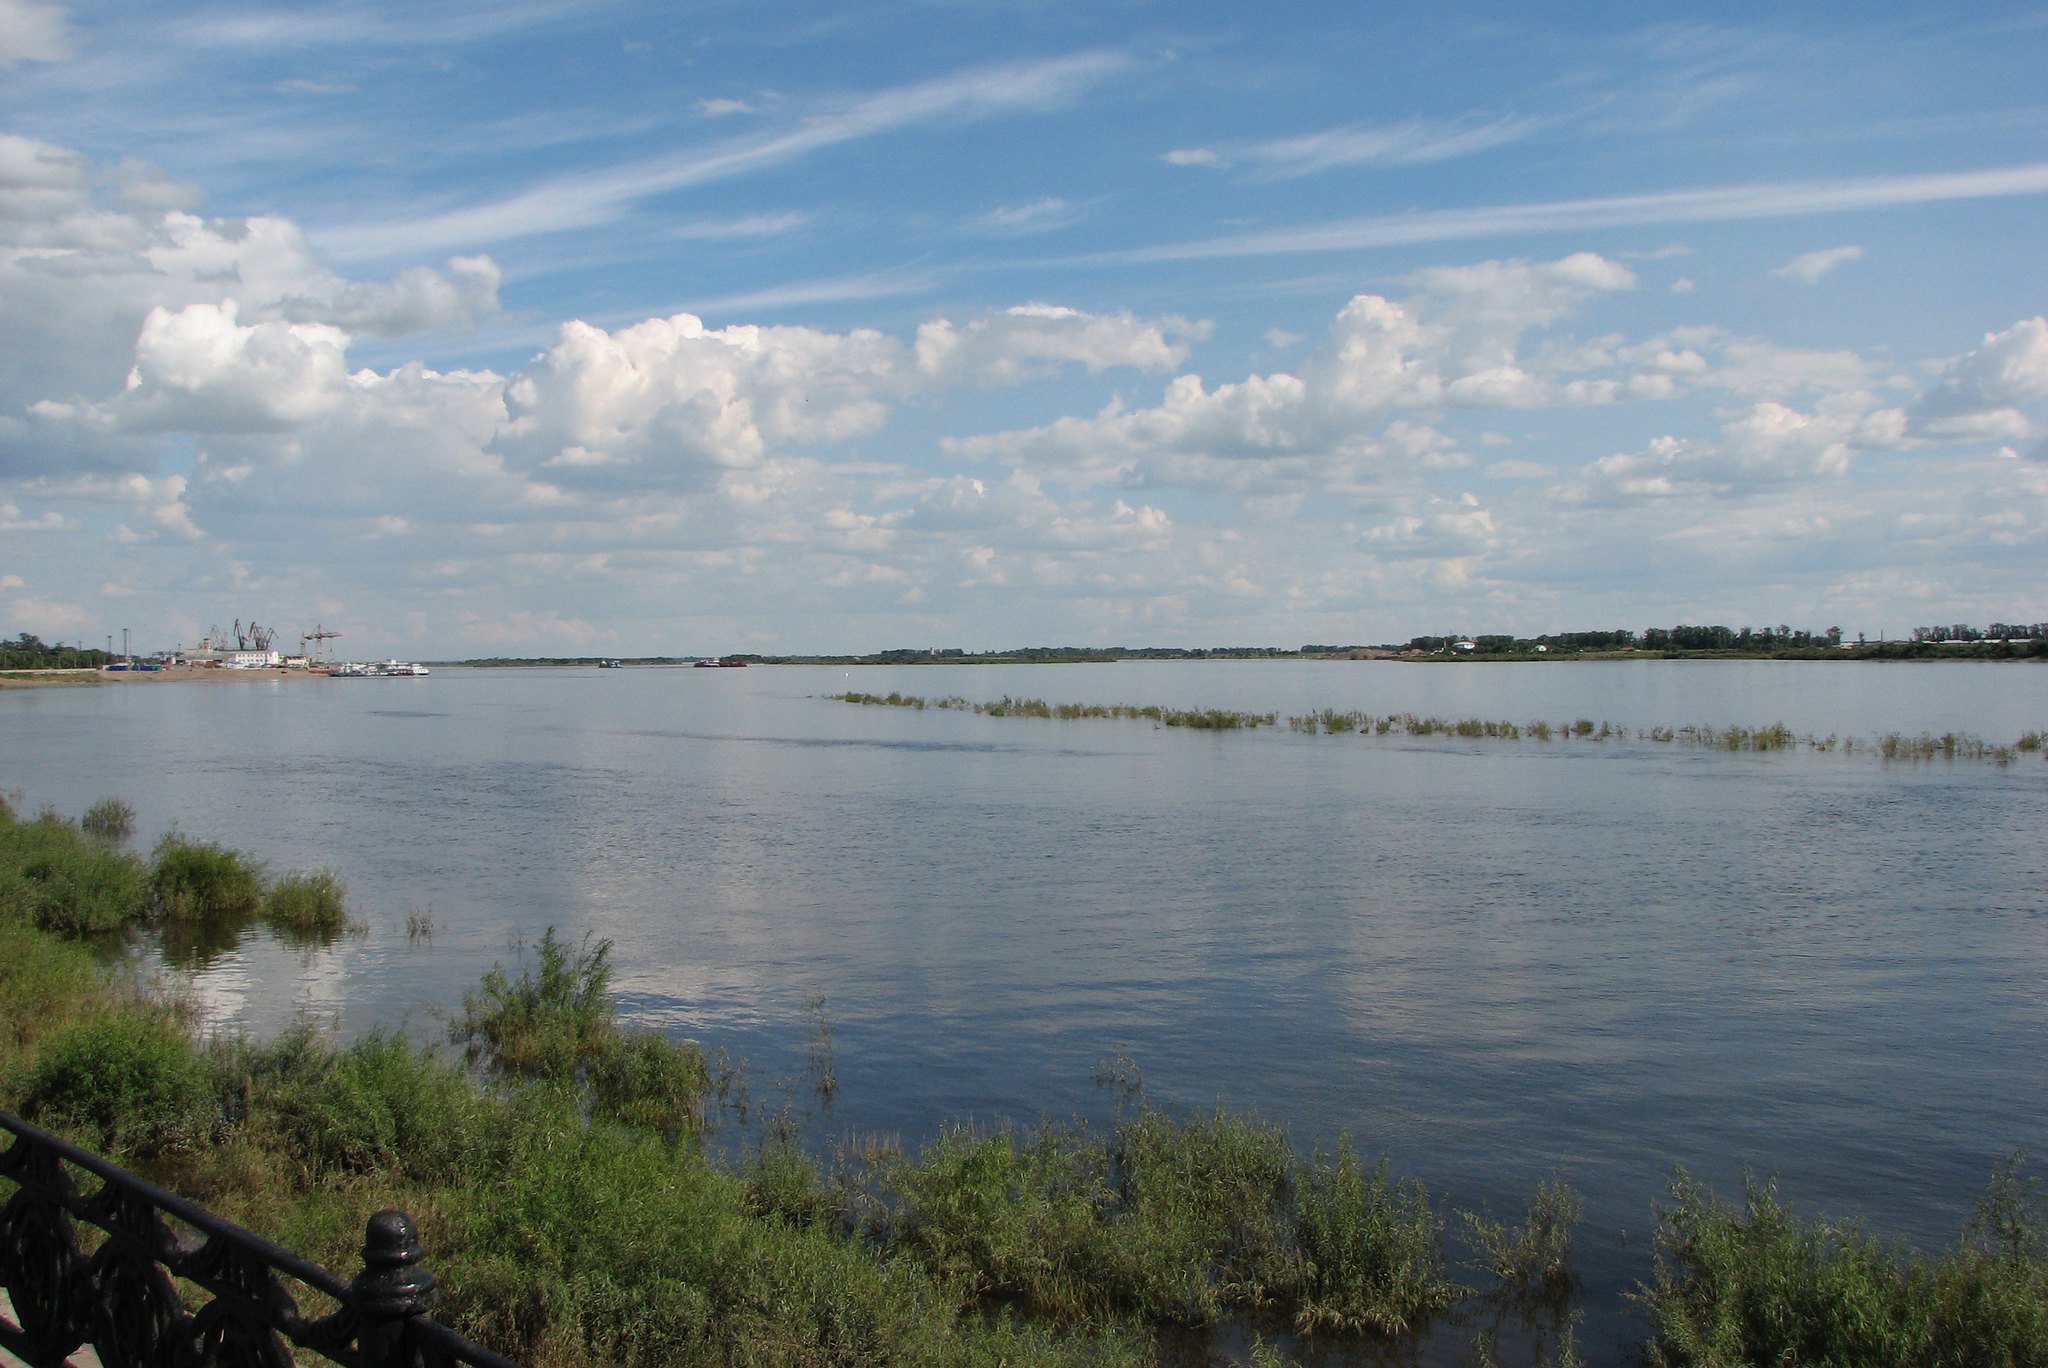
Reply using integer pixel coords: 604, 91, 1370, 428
4, 660, 2045, 1362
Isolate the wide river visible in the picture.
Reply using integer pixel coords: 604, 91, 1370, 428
4, 659, 2045, 1361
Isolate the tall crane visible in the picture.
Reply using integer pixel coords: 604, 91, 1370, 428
300, 625, 342, 663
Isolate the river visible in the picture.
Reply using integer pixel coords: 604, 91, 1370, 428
4, 658, 2044, 1362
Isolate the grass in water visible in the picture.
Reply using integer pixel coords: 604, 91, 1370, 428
80, 796, 136, 842
150, 832, 262, 923
1463, 1172, 1583, 1293
835, 692, 2047, 766
260, 869, 353, 938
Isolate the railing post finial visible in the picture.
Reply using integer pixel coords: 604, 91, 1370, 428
350, 1209, 438, 1368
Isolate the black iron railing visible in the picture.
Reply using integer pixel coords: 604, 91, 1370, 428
0, 1110, 520, 1368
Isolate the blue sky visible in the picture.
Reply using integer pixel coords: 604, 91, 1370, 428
1, 1, 2043, 656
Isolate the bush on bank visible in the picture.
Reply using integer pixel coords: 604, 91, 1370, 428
3, 797, 2046, 1367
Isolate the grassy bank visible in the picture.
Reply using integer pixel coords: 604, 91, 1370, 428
831, 692, 2048, 765
3, 796, 2044, 1367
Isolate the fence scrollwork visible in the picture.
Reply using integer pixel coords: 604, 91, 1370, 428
0, 1110, 519, 1368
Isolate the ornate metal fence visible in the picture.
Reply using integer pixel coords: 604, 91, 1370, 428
0, 1110, 520, 1368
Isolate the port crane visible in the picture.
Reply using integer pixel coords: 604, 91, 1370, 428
299, 624, 342, 663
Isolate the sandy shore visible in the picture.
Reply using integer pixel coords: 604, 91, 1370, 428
0, 665, 324, 690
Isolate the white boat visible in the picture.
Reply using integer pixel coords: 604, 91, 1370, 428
373, 660, 430, 676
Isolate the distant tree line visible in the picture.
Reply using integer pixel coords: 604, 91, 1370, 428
1407, 623, 2047, 658
1910, 622, 2047, 643
1, 632, 111, 670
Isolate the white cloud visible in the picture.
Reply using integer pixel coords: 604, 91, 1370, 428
1773, 245, 1864, 283
950, 253, 1639, 489
1103, 163, 2048, 264
0, 0, 68, 66
915, 305, 1202, 384
494, 313, 903, 486
967, 198, 1080, 236
1234, 114, 1545, 178
0, 135, 498, 473
113, 301, 351, 433
319, 50, 1137, 260
1163, 148, 1224, 168
1910, 317, 2048, 438
0, 502, 67, 532
1362, 493, 1498, 560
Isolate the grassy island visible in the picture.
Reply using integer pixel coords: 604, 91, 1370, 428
2, 796, 2044, 1367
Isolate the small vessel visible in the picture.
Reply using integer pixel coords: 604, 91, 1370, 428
599, 659, 623, 669
373, 660, 431, 677
694, 656, 749, 668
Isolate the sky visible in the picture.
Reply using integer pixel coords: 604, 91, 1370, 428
0, 1, 2043, 657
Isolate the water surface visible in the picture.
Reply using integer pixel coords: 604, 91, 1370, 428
4, 659, 2043, 1361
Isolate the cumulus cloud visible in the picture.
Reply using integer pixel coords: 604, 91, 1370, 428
494, 313, 904, 486
915, 304, 1202, 384
1362, 493, 1498, 560
0, 0, 68, 66
113, 301, 352, 433
1561, 397, 1909, 505
1909, 316, 2048, 439
950, 253, 1639, 490
1773, 245, 1863, 282
0, 135, 499, 474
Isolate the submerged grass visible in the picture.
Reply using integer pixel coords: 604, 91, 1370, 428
832, 692, 2048, 766
151, 832, 263, 923
260, 869, 354, 937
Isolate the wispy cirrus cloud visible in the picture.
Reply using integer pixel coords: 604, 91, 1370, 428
1100, 163, 2048, 264
318, 50, 1136, 261
1235, 114, 1549, 178
1773, 245, 1864, 282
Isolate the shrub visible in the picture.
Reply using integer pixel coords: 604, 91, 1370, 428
1107, 1108, 1295, 1321
221, 1023, 502, 1184
260, 869, 351, 937
453, 927, 617, 1079
1464, 1172, 1582, 1291
22, 1010, 217, 1157
151, 833, 262, 924
1641, 1167, 2048, 1367
1292, 1141, 1457, 1335
886, 1123, 1113, 1316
